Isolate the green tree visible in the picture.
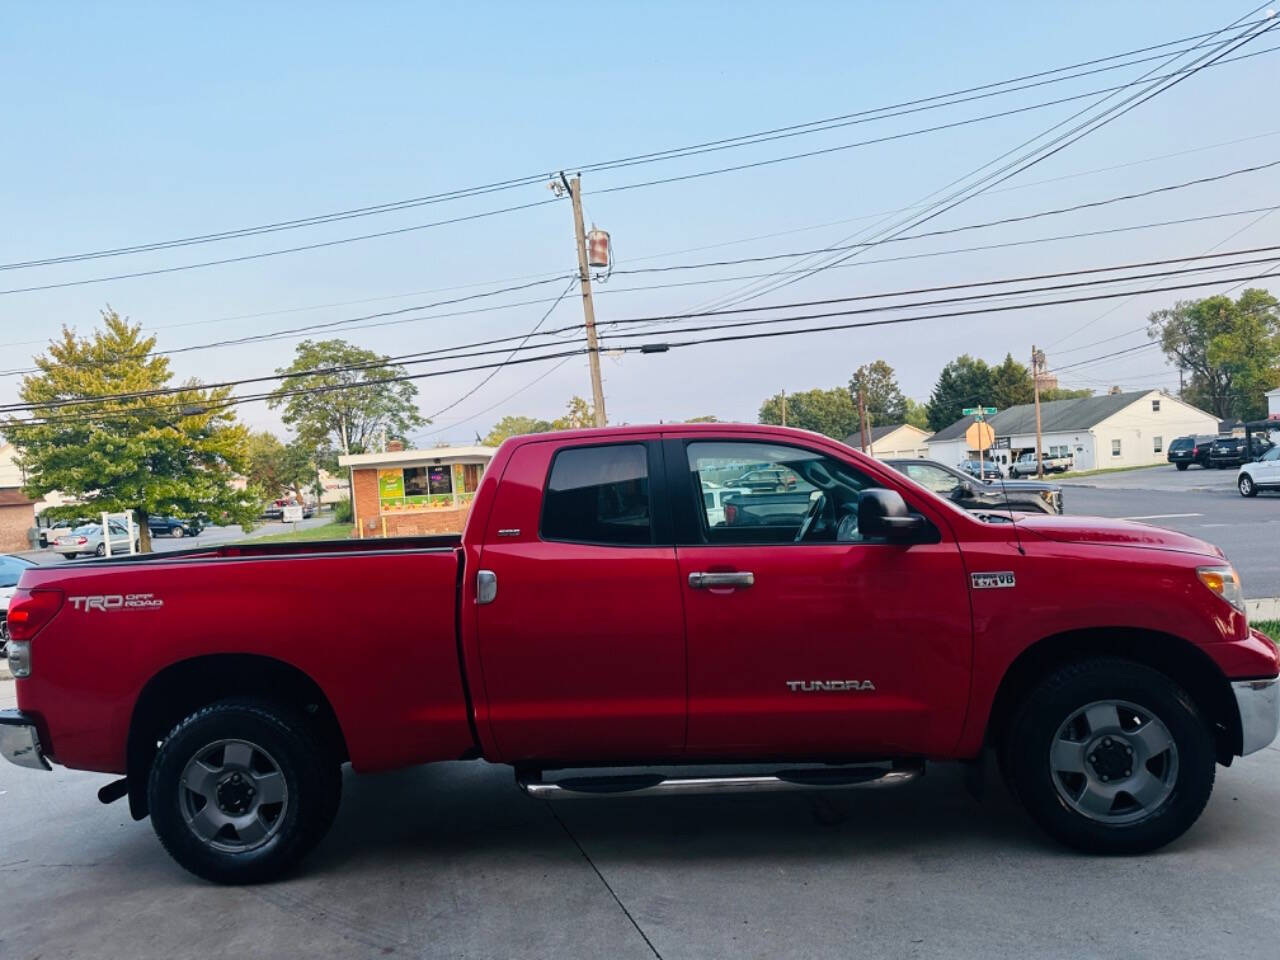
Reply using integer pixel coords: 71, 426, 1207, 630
484, 415, 555, 446
926, 355, 993, 431
1040, 386, 1093, 402
552, 396, 595, 430
246, 431, 317, 502
988, 353, 1034, 410
1148, 289, 1280, 419
849, 361, 907, 424
759, 387, 858, 439
904, 397, 931, 430
268, 339, 427, 456
3, 310, 257, 552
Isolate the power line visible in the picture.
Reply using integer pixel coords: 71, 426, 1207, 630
689, 10, 1276, 313
6, 20, 1269, 274
4, 253, 1276, 422
4, 39, 1276, 299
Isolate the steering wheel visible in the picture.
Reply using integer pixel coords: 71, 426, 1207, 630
794, 492, 827, 543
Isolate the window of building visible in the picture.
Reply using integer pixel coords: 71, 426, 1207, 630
1153, 435, 1163, 453
1152, 399, 1161, 412
541, 444, 651, 545
1112, 439, 1122, 457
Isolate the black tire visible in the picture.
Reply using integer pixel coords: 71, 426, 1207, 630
172, 526, 185, 538
62, 553, 77, 560
1175, 462, 1189, 471
1004, 658, 1215, 855
148, 698, 342, 884
94, 543, 105, 557
1239, 474, 1257, 498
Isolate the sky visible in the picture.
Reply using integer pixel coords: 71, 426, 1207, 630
2, 1, 1277, 444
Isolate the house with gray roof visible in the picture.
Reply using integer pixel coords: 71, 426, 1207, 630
842, 423, 931, 458
926, 390, 1218, 472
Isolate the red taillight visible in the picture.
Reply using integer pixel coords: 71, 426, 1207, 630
724, 503, 738, 525
6, 589, 64, 642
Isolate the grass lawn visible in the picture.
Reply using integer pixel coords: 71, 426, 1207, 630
237, 521, 353, 544
1254, 620, 1279, 644
1055, 463, 1164, 480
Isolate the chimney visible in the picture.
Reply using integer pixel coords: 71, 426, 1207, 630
386, 440, 405, 452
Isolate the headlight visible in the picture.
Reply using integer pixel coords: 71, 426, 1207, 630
1197, 565, 1246, 615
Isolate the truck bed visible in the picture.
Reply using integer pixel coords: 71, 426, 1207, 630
16, 534, 476, 774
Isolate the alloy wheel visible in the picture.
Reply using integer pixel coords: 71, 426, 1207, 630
178, 739, 289, 853
1048, 699, 1178, 825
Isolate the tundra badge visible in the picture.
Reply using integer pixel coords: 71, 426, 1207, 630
971, 572, 1016, 589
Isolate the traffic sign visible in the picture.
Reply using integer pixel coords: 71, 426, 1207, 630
962, 406, 998, 416
965, 421, 995, 450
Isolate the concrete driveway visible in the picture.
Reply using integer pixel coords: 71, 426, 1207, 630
2, 672, 1278, 960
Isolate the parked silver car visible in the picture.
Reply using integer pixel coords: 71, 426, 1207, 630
54, 521, 139, 559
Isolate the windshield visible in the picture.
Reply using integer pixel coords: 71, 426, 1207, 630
0, 557, 34, 588
71, 524, 100, 534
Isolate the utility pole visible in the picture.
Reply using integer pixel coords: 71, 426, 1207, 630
564, 174, 608, 427
780, 388, 787, 427
857, 386, 870, 453
1032, 345, 1046, 480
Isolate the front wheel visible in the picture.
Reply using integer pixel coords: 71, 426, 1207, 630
171, 526, 185, 538
1239, 474, 1257, 497
1004, 658, 1214, 855
94, 543, 105, 557
148, 699, 342, 884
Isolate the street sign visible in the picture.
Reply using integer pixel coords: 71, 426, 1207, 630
965, 421, 995, 450
962, 406, 998, 416
282, 505, 304, 523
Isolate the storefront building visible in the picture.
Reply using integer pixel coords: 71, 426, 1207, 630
339, 443, 494, 538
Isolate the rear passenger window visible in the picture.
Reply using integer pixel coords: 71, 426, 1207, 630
541, 444, 652, 545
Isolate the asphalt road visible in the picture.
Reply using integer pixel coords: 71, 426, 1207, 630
2, 672, 1277, 960
1062, 465, 1279, 598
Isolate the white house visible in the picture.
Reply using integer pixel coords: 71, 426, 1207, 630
1267, 387, 1280, 420
926, 390, 1218, 472
843, 423, 931, 459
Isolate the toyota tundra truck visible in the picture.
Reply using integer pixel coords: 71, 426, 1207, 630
2, 424, 1276, 883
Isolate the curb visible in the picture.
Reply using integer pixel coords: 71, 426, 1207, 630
1247, 597, 1280, 621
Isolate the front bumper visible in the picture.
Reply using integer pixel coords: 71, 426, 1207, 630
1233, 678, 1280, 756
0, 709, 50, 770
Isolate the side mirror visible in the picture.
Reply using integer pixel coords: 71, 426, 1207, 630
858, 489, 928, 541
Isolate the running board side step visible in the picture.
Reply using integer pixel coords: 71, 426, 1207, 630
517, 761, 923, 800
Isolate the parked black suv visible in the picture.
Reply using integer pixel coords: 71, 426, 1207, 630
885, 458, 1063, 515
146, 515, 202, 538
1208, 435, 1274, 469
1167, 435, 1217, 470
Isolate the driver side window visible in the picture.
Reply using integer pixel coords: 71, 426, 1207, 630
902, 462, 961, 497
685, 440, 882, 545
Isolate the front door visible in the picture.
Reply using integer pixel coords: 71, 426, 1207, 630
474, 438, 686, 764
668, 436, 973, 760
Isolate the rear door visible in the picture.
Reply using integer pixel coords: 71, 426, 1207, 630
474, 437, 686, 763
667, 435, 973, 759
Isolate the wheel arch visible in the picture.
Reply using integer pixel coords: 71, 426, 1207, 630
985, 628, 1241, 764
126, 654, 348, 820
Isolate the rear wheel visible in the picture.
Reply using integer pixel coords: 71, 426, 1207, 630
1239, 474, 1257, 497
61, 553, 77, 560
1004, 658, 1214, 854
148, 698, 342, 884
1175, 462, 1189, 471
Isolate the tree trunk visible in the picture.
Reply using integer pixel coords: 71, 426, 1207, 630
136, 509, 153, 554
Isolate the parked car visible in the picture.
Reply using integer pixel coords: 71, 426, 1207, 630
2, 424, 1276, 884
887, 459, 1063, 515
0, 554, 36, 656
53, 521, 140, 559
957, 459, 1003, 480
1209, 435, 1274, 469
146, 515, 202, 539
1167, 435, 1217, 471
1008, 450, 1072, 477
36, 516, 92, 549
728, 466, 798, 493
701, 486, 751, 527
1237, 445, 1280, 497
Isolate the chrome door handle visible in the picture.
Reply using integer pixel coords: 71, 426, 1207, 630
688, 571, 754, 589
477, 570, 497, 605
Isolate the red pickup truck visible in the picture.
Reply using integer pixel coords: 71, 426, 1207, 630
2, 424, 1277, 883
